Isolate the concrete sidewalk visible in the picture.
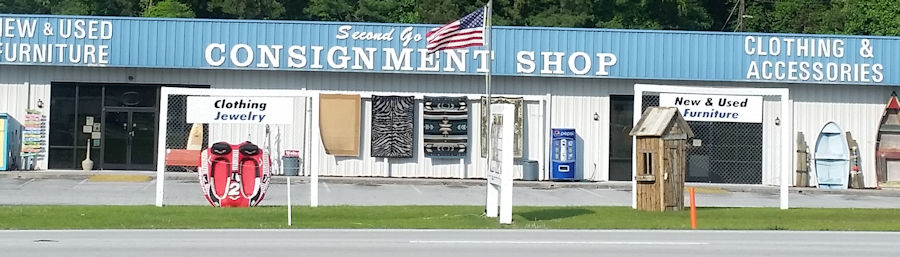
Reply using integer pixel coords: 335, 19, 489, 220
2, 170, 900, 207
3, 169, 899, 197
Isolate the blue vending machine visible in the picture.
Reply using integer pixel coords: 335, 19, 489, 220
550, 128, 576, 181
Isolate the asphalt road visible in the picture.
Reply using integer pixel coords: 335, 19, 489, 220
0, 229, 896, 257
2, 175, 900, 208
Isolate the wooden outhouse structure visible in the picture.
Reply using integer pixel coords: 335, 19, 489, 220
629, 107, 693, 212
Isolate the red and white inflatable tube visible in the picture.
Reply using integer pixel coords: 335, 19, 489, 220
198, 141, 271, 207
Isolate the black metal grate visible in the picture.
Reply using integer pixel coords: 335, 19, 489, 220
643, 95, 763, 184
164, 95, 207, 172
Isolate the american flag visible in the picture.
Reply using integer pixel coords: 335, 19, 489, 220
426, 7, 486, 54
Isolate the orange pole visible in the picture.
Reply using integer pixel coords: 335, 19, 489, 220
689, 187, 697, 229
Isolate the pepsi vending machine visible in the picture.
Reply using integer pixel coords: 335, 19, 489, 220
550, 128, 576, 181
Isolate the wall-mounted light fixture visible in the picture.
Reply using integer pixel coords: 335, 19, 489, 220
593, 112, 600, 121
775, 117, 781, 126
36, 99, 44, 109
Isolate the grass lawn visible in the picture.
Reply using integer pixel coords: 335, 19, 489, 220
0, 205, 898, 230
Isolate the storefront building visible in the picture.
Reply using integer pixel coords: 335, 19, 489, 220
1, 14, 898, 187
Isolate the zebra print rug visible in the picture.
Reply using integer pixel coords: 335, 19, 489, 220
371, 95, 415, 158
423, 96, 469, 158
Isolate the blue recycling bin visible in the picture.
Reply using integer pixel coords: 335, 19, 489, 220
550, 128, 576, 181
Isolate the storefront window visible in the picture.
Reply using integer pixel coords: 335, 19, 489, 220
77, 86, 102, 148
50, 83, 161, 170
105, 85, 157, 107
47, 148, 74, 169
49, 86, 76, 147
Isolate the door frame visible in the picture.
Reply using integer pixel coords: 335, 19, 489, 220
101, 107, 158, 170
609, 95, 635, 181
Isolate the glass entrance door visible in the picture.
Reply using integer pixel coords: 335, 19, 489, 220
103, 110, 157, 170
609, 95, 634, 181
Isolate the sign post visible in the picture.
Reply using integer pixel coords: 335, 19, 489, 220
486, 104, 514, 224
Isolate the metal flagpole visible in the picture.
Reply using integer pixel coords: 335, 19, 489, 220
287, 176, 292, 226
483, 0, 494, 213
485, 1, 493, 174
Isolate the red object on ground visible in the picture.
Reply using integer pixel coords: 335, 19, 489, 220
164, 149, 201, 167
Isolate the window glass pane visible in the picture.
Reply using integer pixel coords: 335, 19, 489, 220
131, 112, 157, 167
609, 96, 634, 181
105, 85, 157, 107
103, 111, 128, 166
77, 86, 102, 146
49, 86, 76, 146
48, 148, 74, 169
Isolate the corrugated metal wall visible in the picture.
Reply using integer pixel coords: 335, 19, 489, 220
0, 65, 619, 180
0, 82, 35, 122
788, 84, 891, 188
0, 65, 891, 186
5, 14, 896, 85
762, 95, 784, 186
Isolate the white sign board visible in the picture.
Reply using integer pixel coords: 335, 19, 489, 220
659, 93, 763, 123
488, 111, 504, 186
186, 97, 294, 124
486, 104, 514, 225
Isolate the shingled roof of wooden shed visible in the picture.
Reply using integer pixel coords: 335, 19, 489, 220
629, 107, 694, 138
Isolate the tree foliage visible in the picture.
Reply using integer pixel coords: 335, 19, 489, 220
207, 0, 285, 19
740, 0, 839, 34
842, 0, 900, 36
304, 0, 356, 21
0, 0, 51, 14
143, 0, 195, 18
1, 0, 898, 36
599, 0, 712, 30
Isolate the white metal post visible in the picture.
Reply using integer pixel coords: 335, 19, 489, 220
486, 183, 499, 218
499, 104, 515, 225
304, 91, 312, 177
417, 99, 426, 177
632, 88, 642, 209
311, 94, 320, 207
384, 157, 390, 177
545, 94, 552, 180
287, 176, 292, 226
486, 104, 514, 224
155, 87, 171, 207
484, 0, 494, 207
459, 158, 465, 179
780, 90, 791, 209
